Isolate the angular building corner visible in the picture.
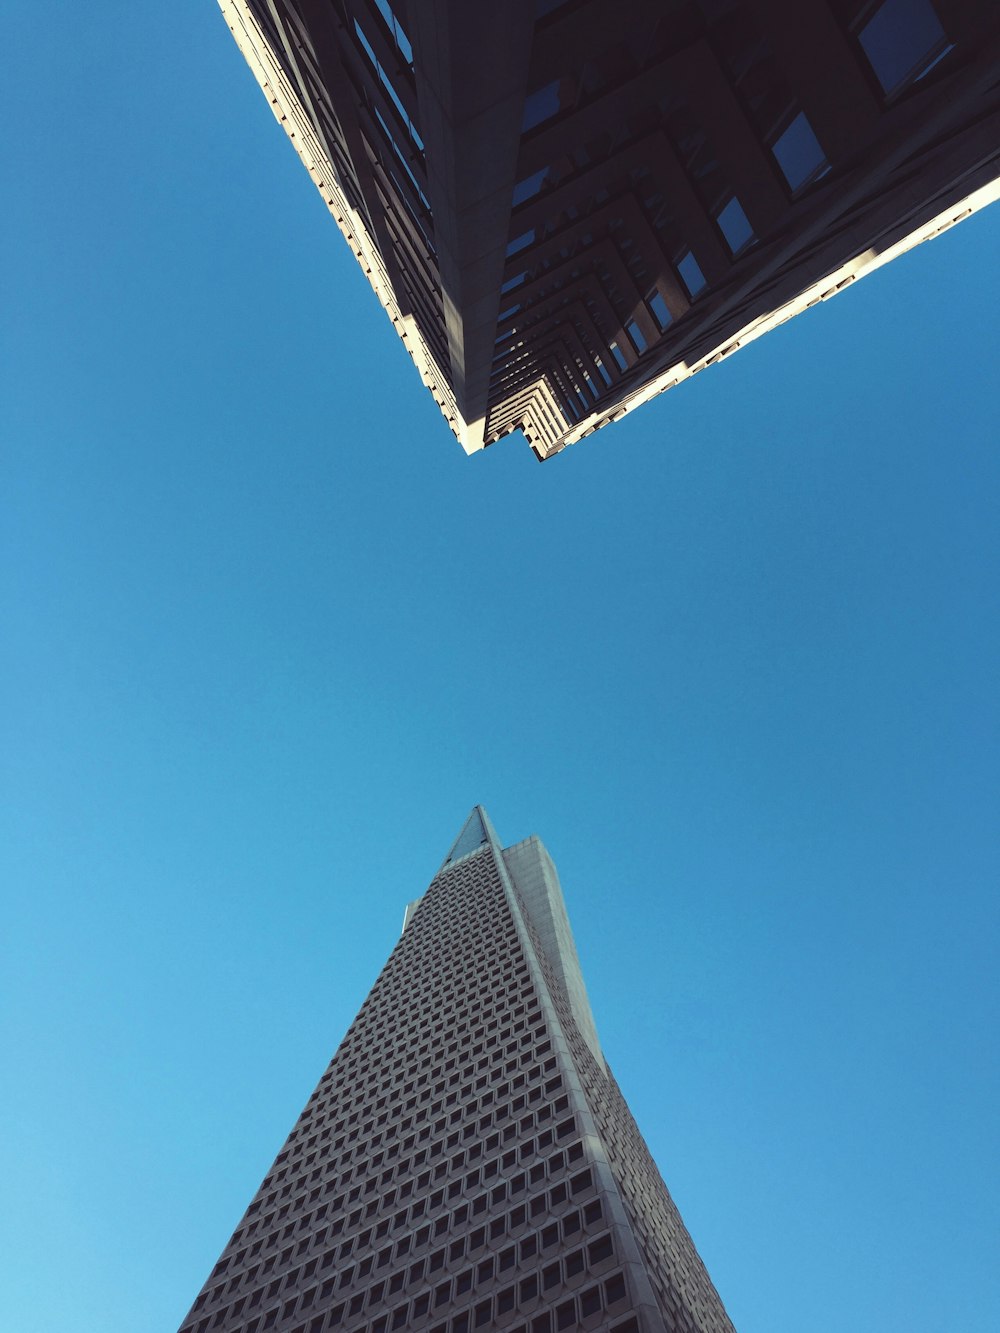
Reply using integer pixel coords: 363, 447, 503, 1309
218, 0, 1000, 459
177, 808, 735, 1333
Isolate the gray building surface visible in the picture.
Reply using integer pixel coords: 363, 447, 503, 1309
177, 809, 734, 1333
218, 0, 1000, 458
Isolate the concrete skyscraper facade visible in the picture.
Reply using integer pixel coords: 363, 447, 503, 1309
218, 0, 1000, 458
177, 809, 733, 1333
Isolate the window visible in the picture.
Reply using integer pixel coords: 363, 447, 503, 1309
603, 1272, 627, 1305
579, 1285, 602, 1318
354, 20, 423, 152
772, 112, 827, 191
506, 230, 535, 258
624, 319, 647, 354
556, 1300, 576, 1331
588, 1235, 614, 1263
512, 167, 550, 206
858, 0, 950, 96
716, 196, 754, 255
676, 250, 706, 298
647, 290, 672, 331
474, 1300, 491, 1327
373, 0, 413, 65
522, 79, 564, 132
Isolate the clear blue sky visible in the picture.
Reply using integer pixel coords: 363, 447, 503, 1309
2, 6, 998, 1332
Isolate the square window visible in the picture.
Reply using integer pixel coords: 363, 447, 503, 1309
604, 1273, 627, 1305
556, 1300, 576, 1331
588, 1235, 614, 1264
565, 1249, 584, 1278
580, 1286, 602, 1318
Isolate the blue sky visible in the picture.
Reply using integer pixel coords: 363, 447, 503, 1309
2, 5, 998, 1332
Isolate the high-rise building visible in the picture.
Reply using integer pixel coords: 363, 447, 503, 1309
177, 808, 733, 1333
218, 0, 999, 459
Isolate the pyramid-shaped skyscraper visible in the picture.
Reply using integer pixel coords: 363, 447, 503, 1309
177, 810, 733, 1333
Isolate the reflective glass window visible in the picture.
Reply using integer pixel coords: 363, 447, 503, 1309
858, 0, 950, 96
373, 0, 413, 66
772, 112, 827, 191
676, 250, 706, 297
506, 230, 535, 257
716, 196, 754, 254
647, 290, 672, 330
625, 319, 647, 354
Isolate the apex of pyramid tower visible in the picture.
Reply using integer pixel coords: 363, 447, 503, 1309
440, 806, 491, 870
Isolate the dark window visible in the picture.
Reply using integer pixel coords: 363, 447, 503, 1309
522, 79, 565, 132
604, 1272, 628, 1306
513, 168, 551, 206
588, 1234, 614, 1264
556, 1299, 576, 1330
580, 1285, 602, 1318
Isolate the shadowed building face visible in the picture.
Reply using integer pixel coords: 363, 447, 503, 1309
217, 0, 1000, 458
176, 809, 735, 1333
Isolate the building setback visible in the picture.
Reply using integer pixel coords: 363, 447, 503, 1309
218, 0, 999, 459
177, 809, 734, 1333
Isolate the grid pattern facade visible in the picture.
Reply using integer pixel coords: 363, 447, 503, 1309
218, 0, 1000, 458
177, 811, 733, 1333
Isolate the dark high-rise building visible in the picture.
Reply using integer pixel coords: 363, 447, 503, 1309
177, 809, 734, 1333
218, 0, 999, 458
